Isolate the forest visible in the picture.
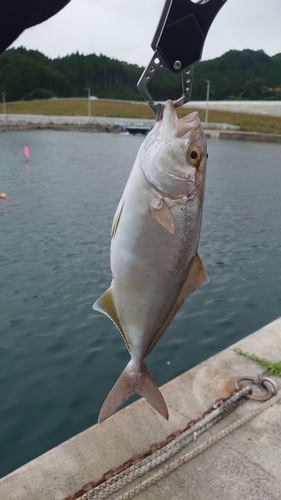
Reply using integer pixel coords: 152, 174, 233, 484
0, 47, 281, 102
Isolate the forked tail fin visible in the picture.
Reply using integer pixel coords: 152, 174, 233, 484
98, 360, 169, 423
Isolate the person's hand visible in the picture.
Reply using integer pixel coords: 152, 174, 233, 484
0, 0, 71, 54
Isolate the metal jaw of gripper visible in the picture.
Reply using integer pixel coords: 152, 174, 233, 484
137, 0, 228, 118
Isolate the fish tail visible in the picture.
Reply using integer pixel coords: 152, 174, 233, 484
98, 360, 169, 423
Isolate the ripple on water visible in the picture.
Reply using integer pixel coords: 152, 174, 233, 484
0, 132, 281, 478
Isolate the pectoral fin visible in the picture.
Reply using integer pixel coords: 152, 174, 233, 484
150, 197, 175, 234
146, 253, 209, 356
93, 285, 129, 351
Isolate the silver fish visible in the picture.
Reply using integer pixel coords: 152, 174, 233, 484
93, 100, 208, 422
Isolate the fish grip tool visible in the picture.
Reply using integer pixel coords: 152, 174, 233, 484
137, 0, 227, 116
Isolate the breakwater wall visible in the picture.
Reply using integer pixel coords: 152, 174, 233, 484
1, 113, 281, 143
0, 113, 155, 128
219, 131, 281, 143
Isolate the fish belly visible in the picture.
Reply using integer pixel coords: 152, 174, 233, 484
110, 158, 200, 360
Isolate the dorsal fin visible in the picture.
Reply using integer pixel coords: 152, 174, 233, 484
145, 253, 209, 356
150, 197, 175, 234
111, 199, 125, 239
93, 285, 129, 351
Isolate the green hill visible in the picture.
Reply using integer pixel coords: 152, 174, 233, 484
1, 47, 281, 102
194, 49, 281, 100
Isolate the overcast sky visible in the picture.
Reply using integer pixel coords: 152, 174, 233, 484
10, 0, 281, 66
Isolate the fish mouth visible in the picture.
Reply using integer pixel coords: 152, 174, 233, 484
159, 100, 201, 141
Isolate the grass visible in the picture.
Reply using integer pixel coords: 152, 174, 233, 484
5, 99, 156, 119
3, 98, 281, 134
234, 348, 281, 377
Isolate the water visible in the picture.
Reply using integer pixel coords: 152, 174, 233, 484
0, 130, 280, 478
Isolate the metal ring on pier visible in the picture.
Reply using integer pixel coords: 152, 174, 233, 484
235, 376, 278, 401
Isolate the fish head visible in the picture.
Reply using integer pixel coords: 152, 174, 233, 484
141, 100, 207, 200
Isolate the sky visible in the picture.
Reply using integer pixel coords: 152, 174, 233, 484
9, 0, 281, 66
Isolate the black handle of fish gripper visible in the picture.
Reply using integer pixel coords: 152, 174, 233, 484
152, 0, 227, 73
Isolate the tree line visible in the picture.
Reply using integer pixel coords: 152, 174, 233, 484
0, 47, 281, 102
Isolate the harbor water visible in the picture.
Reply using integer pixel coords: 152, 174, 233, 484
0, 129, 281, 478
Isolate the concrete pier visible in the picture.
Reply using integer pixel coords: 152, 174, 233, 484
219, 131, 281, 143
1, 111, 281, 143
0, 317, 280, 500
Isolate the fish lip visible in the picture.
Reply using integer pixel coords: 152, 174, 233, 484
177, 111, 201, 140
162, 100, 178, 121
160, 101, 201, 141
156, 104, 165, 121
178, 110, 199, 123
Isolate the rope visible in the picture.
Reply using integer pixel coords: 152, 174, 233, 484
115, 391, 281, 500
78, 386, 250, 500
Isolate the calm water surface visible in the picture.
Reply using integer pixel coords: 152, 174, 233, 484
0, 130, 280, 477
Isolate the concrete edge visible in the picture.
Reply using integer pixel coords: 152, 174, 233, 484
0, 316, 280, 500
219, 131, 281, 143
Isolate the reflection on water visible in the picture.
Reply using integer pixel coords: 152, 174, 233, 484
0, 130, 280, 477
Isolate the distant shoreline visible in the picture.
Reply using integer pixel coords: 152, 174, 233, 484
1, 100, 281, 135
1, 122, 281, 143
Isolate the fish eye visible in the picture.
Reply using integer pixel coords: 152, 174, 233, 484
187, 146, 201, 166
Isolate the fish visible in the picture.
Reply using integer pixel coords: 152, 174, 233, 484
93, 100, 208, 423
